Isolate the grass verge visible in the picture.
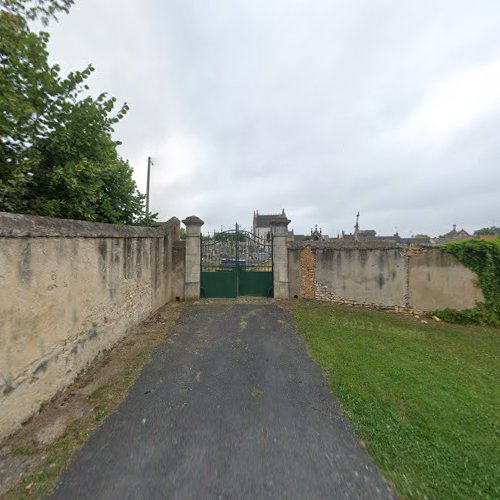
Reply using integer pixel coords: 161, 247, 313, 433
293, 301, 499, 499
5, 350, 153, 499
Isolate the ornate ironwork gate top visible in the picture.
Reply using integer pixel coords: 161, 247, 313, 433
200, 224, 273, 298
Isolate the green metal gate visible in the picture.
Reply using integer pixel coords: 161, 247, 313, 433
200, 224, 273, 298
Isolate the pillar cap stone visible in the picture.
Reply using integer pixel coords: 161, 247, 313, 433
270, 217, 291, 227
182, 215, 204, 227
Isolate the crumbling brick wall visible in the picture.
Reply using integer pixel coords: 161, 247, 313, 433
300, 246, 316, 299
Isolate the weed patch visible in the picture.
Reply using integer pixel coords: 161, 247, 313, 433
14, 444, 36, 456
251, 388, 264, 398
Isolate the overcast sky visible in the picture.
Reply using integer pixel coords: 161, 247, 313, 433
45, 0, 500, 236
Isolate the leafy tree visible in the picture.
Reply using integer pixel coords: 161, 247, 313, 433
0, 0, 74, 24
413, 234, 430, 239
474, 226, 500, 236
0, 8, 154, 224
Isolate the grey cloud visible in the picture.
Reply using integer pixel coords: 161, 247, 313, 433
45, 0, 500, 236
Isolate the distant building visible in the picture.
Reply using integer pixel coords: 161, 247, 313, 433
358, 229, 377, 240
253, 209, 288, 241
432, 224, 471, 245
310, 224, 329, 241
339, 212, 376, 241
338, 212, 432, 245
441, 224, 471, 240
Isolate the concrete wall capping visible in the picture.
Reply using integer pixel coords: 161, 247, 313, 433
287, 240, 411, 251
270, 217, 291, 226
0, 212, 180, 238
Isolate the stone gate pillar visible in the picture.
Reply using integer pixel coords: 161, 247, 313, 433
182, 215, 204, 300
271, 216, 290, 299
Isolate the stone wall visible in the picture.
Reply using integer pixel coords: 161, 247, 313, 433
288, 242, 483, 310
0, 212, 183, 441
408, 248, 484, 310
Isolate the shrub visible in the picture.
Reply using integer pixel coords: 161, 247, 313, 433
433, 238, 500, 327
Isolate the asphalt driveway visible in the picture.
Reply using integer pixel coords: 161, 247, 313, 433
51, 303, 395, 499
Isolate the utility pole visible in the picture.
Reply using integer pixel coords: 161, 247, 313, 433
146, 156, 153, 219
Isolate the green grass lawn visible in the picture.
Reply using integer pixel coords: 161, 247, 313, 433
293, 302, 500, 499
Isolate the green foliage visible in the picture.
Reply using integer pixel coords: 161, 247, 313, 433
294, 301, 500, 499
474, 226, 500, 236
413, 234, 430, 238
134, 212, 160, 227
251, 388, 263, 398
433, 239, 500, 327
0, 0, 74, 24
14, 444, 36, 455
0, 9, 154, 224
